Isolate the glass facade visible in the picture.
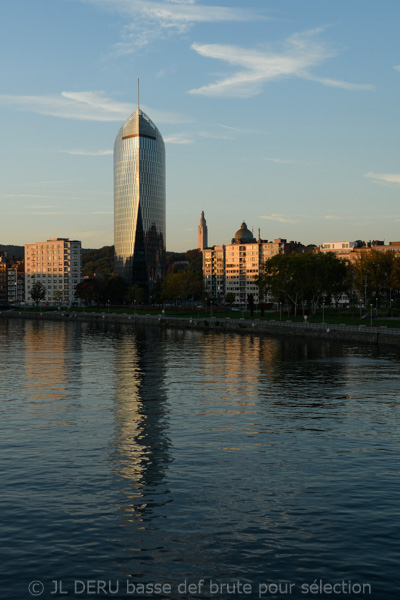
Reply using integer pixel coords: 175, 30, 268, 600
114, 108, 166, 294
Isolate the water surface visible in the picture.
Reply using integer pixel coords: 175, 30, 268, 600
1, 319, 399, 599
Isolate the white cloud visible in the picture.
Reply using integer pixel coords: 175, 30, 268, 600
189, 30, 374, 97
394, 65, 400, 72
364, 172, 400, 185
259, 214, 296, 224
265, 157, 296, 164
5, 194, 54, 199
0, 90, 191, 123
198, 131, 232, 140
59, 149, 113, 156
164, 133, 194, 144
82, 0, 257, 53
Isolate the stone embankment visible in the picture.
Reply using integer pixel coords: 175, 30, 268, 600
2, 309, 400, 349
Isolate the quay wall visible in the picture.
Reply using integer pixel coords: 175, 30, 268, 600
2, 310, 400, 349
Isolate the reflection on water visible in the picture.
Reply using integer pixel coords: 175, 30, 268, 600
1, 320, 400, 599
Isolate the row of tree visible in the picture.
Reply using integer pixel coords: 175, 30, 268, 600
255, 250, 400, 315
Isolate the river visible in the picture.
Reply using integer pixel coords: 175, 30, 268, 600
1, 319, 399, 599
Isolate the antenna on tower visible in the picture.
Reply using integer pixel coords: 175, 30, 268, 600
138, 78, 140, 110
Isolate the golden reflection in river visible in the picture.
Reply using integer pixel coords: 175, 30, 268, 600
22, 320, 81, 424
110, 328, 171, 529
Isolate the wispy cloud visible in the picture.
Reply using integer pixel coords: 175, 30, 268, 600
164, 133, 194, 144
323, 215, 358, 221
265, 157, 296, 164
259, 214, 296, 224
190, 29, 374, 97
0, 90, 191, 123
198, 131, 233, 140
394, 65, 400, 72
364, 171, 400, 185
59, 149, 113, 156
82, 0, 258, 54
5, 194, 54, 199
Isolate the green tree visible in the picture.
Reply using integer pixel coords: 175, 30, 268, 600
127, 284, 147, 305
75, 279, 103, 306
256, 251, 349, 316
30, 281, 46, 305
103, 275, 128, 305
52, 289, 64, 305
225, 292, 235, 307
351, 250, 396, 305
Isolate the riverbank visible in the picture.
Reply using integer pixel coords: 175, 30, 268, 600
2, 309, 400, 349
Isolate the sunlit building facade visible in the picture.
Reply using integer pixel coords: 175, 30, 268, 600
204, 222, 303, 305
24, 238, 81, 304
114, 108, 166, 295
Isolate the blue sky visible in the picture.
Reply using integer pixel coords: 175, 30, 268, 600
1, 0, 399, 251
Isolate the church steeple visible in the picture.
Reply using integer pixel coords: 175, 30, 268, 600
198, 210, 208, 250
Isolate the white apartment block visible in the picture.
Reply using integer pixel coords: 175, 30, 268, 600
25, 238, 82, 305
319, 241, 356, 257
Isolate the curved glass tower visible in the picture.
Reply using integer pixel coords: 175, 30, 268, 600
114, 108, 166, 294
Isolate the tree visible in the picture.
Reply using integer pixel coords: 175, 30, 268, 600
225, 292, 235, 307
127, 284, 147, 305
75, 279, 102, 306
350, 250, 396, 305
52, 290, 64, 305
103, 275, 128, 305
161, 268, 203, 303
31, 281, 46, 305
256, 251, 349, 316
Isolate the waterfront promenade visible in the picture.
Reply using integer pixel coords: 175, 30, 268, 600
2, 309, 400, 349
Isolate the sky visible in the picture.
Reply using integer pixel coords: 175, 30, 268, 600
1, 0, 399, 252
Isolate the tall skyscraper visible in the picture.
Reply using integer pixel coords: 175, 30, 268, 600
114, 107, 166, 294
198, 210, 208, 250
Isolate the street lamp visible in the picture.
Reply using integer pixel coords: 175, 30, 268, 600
107, 300, 110, 314
370, 304, 373, 327
322, 299, 325, 324
279, 301, 282, 321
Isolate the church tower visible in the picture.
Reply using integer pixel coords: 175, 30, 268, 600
198, 211, 208, 250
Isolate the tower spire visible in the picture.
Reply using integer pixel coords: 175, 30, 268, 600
138, 78, 140, 111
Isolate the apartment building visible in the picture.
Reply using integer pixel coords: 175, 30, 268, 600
203, 222, 302, 305
25, 238, 82, 304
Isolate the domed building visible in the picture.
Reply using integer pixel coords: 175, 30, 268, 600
232, 222, 256, 244
203, 219, 299, 307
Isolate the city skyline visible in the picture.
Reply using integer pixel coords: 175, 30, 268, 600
1, 1, 400, 251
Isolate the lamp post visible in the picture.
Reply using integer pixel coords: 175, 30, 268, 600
370, 304, 373, 327
107, 300, 110, 314
376, 297, 378, 319
279, 302, 282, 321
322, 299, 325, 324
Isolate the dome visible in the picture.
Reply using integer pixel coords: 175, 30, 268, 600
233, 222, 256, 243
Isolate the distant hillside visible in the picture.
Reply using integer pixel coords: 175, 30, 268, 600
0, 245, 24, 258
82, 246, 202, 278
82, 245, 114, 277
